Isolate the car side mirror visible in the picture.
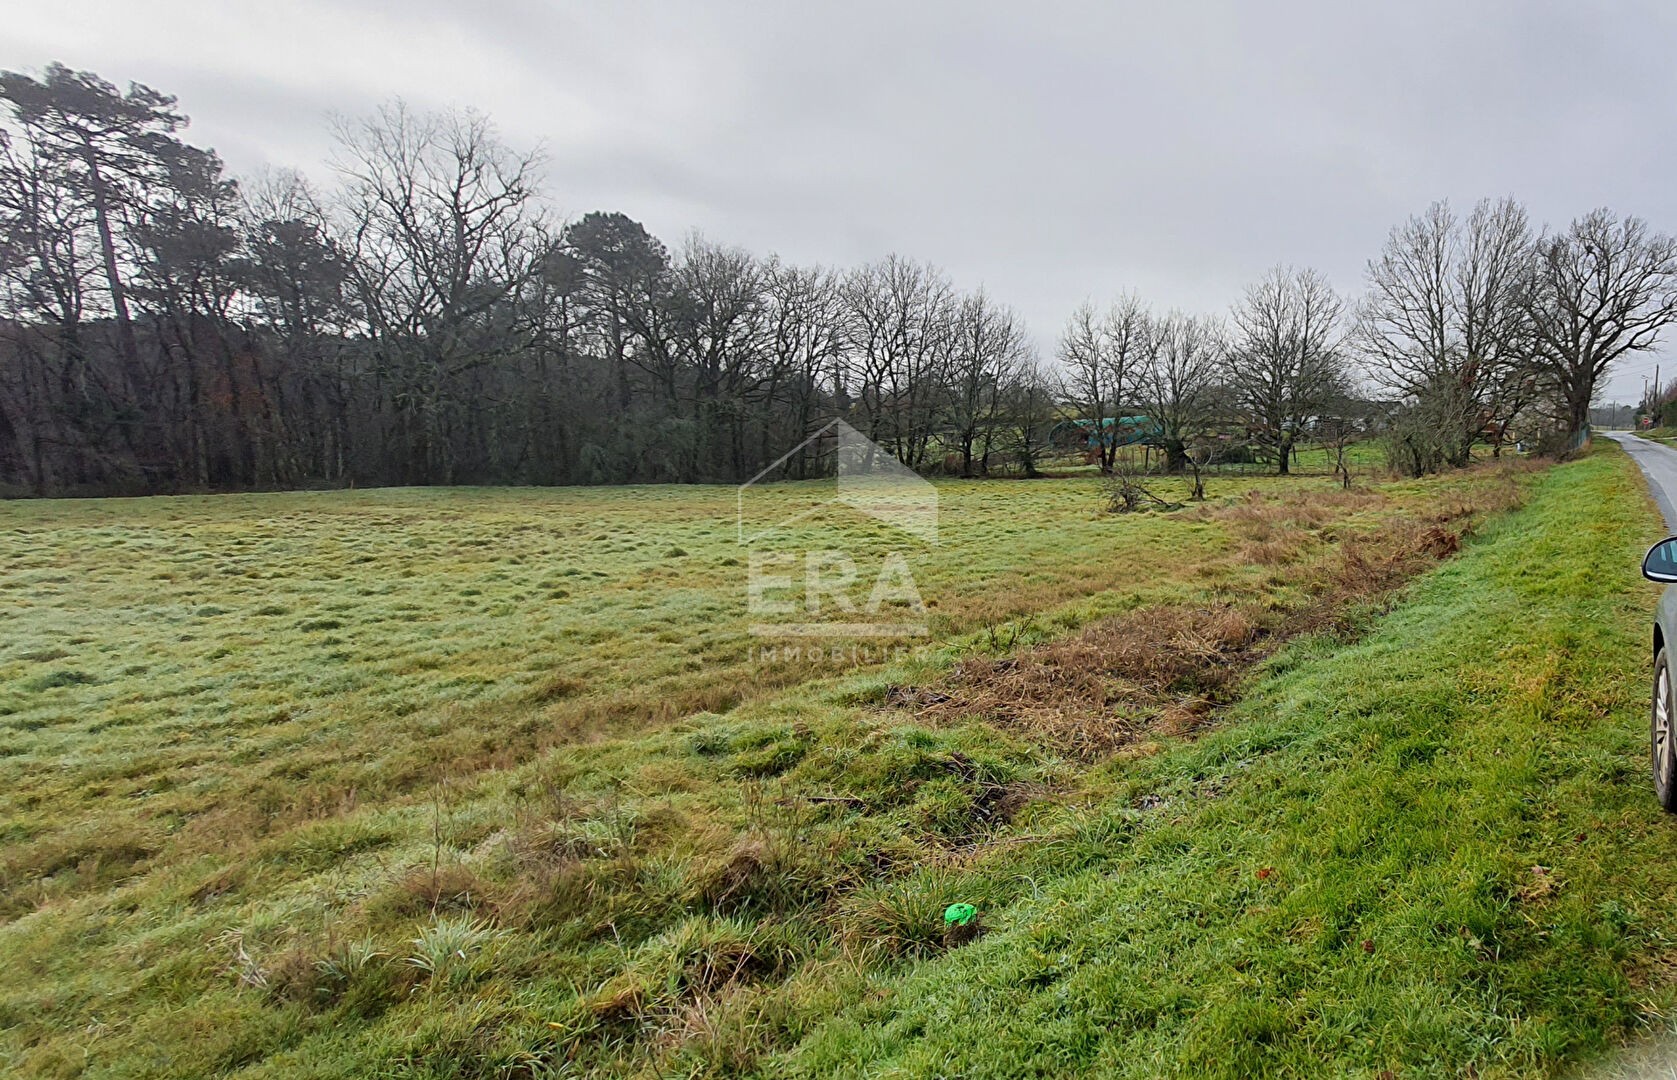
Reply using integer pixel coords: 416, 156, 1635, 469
1646, 538, 1677, 582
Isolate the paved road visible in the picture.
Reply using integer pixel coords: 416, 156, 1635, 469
1604, 431, 1677, 531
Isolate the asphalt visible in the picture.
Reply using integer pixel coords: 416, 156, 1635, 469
1603, 431, 1677, 532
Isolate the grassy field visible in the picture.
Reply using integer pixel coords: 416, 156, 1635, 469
0, 447, 1665, 1077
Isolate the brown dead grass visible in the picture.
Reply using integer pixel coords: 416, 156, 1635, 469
907, 469, 1528, 759
915, 604, 1266, 759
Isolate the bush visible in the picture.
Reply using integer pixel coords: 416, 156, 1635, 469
1530, 426, 1586, 459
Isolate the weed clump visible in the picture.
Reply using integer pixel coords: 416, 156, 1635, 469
530, 674, 586, 703
838, 867, 997, 960
25, 669, 96, 691
687, 833, 824, 915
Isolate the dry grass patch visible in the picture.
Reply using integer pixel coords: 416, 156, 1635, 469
907, 467, 1530, 759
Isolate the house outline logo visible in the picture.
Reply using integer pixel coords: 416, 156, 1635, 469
735, 418, 939, 548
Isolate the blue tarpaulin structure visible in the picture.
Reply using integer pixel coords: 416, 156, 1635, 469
1050, 416, 1161, 450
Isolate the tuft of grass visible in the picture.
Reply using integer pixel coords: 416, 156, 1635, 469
23, 669, 96, 691
837, 864, 1000, 961
405, 916, 501, 985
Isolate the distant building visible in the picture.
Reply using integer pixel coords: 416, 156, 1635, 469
1049, 415, 1161, 451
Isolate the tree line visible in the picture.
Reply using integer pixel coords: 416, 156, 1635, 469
1064, 197, 1677, 482
0, 65, 1056, 495
3, 63, 1675, 496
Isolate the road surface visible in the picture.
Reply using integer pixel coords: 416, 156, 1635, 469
1604, 431, 1677, 531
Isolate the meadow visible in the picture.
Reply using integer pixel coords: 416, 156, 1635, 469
0, 447, 1667, 1078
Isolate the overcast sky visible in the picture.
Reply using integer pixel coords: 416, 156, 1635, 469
6, 0, 1677, 403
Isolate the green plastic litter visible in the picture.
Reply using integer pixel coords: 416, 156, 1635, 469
943, 903, 977, 926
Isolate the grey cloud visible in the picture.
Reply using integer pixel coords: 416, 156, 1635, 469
7, 0, 1677, 399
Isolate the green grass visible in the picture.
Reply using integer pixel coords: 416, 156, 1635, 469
781, 445, 1677, 1078
0, 448, 1653, 1077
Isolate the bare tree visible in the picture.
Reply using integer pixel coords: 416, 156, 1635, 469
1226, 265, 1345, 475
331, 100, 549, 483
0, 125, 95, 343
996, 351, 1057, 478
1360, 202, 1453, 466
947, 288, 1029, 476
1057, 294, 1148, 472
668, 233, 769, 480
1459, 199, 1537, 455
841, 255, 955, 469
1320, 416, 1356, 489
762, 258, 844, 478
1359, 198, 1533, 470
1185, 438, 1215, 501
1525, 208, 1677, 441
1143, 312, 1223, 473
1057, 301, 1107, 467
0, 123, 100, 490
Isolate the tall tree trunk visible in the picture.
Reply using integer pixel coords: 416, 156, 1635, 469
82, 154, 140, 368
